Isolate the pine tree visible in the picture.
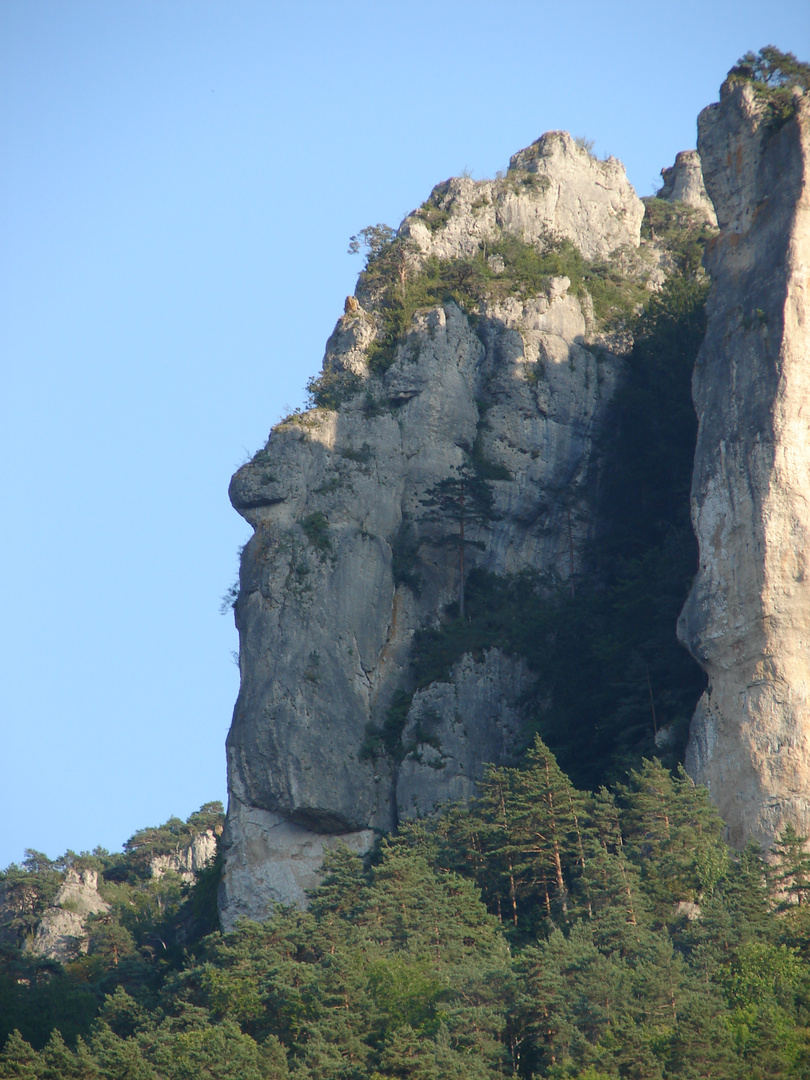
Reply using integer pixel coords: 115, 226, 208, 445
619, 759, 728, 918
0, 1030, 44, 1080
419, 463, 495, 618
772, 824, 810, 909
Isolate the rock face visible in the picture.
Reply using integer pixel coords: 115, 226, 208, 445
396, 649, 535, 820
679, 83, 810, 849
220, 134, 648, 926
658, 150, 718, 225
149, 829, 218, 883
401, 132, 645, 264
28, 870, 109, 963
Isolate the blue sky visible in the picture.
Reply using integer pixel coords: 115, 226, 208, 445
2, 1, 808, 868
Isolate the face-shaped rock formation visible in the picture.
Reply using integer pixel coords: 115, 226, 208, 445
219, 135, 648, 926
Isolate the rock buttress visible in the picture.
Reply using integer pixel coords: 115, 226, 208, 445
679, 82, 810, 849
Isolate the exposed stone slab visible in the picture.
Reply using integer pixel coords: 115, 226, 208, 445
219, 800, 375, 927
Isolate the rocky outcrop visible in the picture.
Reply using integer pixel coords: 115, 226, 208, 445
679, 83, 810, 849
4, 831, 219, 963
220, 134, 647, 926
658, 150, 718, 225
27, 870, 109, 963
149, 829, 218, 882
401, 132, 645, 263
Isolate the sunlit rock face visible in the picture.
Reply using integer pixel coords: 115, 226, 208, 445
28, 870, 109, 963
149, 829, 218, 883
219, 133, 647, 926
679, 83, 810, 850
658, 149, 718, 225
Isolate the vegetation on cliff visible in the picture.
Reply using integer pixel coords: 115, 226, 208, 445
6, 46, 810, 1080
728, 45, 810, 127
0, 804, 224, 1021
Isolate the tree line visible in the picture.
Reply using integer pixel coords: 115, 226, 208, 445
3, 745, 810, 1078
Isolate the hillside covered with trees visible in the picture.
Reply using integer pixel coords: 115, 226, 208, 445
3, 747, 810, 1078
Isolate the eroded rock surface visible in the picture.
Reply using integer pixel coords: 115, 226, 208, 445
149, 829, 218, 882
28, 869, 109, 963
400, 131, 644, 264
658, 149, 718, 225
396, 649, 534, 820
221, 133, 647, 925
679, 83, 810, 849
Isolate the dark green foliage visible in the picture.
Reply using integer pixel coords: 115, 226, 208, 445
390, 520, 422, 596
299, 511, 331, 555
0, 959, 99, 1060
642, 198, 717, 276
353, 216, 710, 785
772, 825, 810, 910
5, 748, 810, 1078
356, 228, 640, 372
123, 803, 223, 873
413, 186, 452, 232
728, 46, 810, 129
360, 689, 412, 762
340, 443, 372, 464
419, 462, 496, 618
305, 369, 362, 411
396, 272, 710, 788
0, 806, 224, 1056
9, 50, 810, 1078
546, 273, 709, 784
348, 223, 396, 261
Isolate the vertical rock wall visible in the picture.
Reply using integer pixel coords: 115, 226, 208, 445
679, 83, 810, 849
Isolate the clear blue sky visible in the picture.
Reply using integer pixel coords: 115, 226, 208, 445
2, 1, 808, 868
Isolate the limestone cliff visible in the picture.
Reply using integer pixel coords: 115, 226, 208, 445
149, 829, 218, 883
658, 150, 718, 225
679, 82, 810, 849
27, 869, 109, 963
220, 134, 657, 925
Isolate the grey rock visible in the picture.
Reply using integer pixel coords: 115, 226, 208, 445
679, 83, 810, 850
397, 649, 534, 819
658, 149, 718, 225
220, 130, 652, 925
28, 869, 109, 963
219, 800, 375, 921
398, 132, 644, 266
150, 829, 218, 882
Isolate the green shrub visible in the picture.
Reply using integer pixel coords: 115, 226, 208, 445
391, 521, 422, 595
305, 369, 362, 410
341, 443, 373, 464
642, 197, 717, 276
728, 46, 810, 129
300, 511, 332, 554
358, 233, 592, 373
